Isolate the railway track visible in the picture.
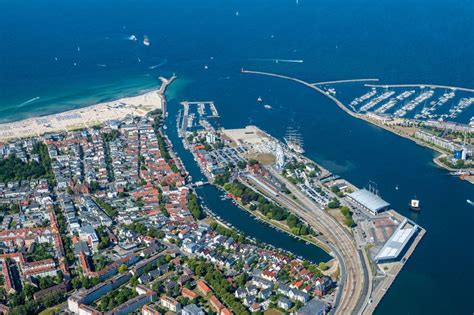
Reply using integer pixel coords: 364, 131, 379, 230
241, 170, 367, 314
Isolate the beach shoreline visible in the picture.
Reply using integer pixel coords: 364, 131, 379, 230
0, 76, 176, 142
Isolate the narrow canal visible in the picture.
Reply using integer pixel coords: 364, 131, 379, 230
164, 90, 331, 264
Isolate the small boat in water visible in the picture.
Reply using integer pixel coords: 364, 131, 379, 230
257, 96, 263, 103
264, 104, 272, 109
409, 196, 421, 211
143, 35, 150, 46
467, 199, 474, 206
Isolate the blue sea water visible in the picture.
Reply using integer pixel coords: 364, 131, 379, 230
1, 0, 473, 313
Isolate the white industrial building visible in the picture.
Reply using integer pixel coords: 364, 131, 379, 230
374, 219, 419, 262
347, 188, 390, 215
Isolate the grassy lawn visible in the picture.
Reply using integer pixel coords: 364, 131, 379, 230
38, 302, 66, 315
245, 152, 276, 165
265, 308, 284, 315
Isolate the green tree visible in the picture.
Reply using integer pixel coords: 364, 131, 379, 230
345, 217, 355, 227
237, 160, 247, 169
96, 226, 111, 249
248, 159, 259, 166
89, 181, 100, 193
135, 197, 144, 207
340, 206, 350, 216
118, 264, 128, 273
0, 142, 53, 183
319, 262, 328, 271
188, 193, 205, 220
327, 198, 340, 209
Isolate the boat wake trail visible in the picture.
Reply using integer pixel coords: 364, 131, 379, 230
104, 34, 137, 41
124, 34, 138, 41
149, 59, 168, 69
17, 96, 40, 107
251, 58, 304, 64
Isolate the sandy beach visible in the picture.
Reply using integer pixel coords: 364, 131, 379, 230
0, 76, 175, 142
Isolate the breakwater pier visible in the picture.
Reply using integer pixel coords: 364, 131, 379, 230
364, 83, 474, 93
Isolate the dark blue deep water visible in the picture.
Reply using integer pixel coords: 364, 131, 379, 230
1, 0, 473, 313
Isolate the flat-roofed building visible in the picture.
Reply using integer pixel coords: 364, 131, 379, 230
347, 189, 390, 215
374, 219, 419, 262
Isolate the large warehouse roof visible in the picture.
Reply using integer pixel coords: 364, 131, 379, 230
375, 219, 418, 262
348, 189, 390, 213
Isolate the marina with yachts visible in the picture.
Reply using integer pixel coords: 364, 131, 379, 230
332, 81, 474, 123
240, 70, 474, 181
